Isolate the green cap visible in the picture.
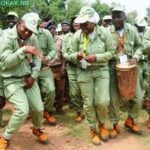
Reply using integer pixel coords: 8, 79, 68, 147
111, 6, 124, 13
7, 11, 18, 18
74, 6, 96, 23
103, 15, 112, 21
21, 12, 41, 33
136, 19, 147, 27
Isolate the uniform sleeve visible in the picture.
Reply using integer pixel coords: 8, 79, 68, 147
45, 31, 56, 60
132, 29, 142, 60
62, 34, 70, 60
29, 36, 41, 79
95, 29, 115, 62
0, 37, 26, 71
68, 32, 80, 62
142, 29, 150, 56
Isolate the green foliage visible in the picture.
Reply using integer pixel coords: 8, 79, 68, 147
65, 0, 82, 20
0, 0, 110, 28
92, 0, 110, 20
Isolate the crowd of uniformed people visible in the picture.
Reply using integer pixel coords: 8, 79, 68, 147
0, 5, 150, 149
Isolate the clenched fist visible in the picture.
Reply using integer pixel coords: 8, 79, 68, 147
24, 76, 35, 89
85, 54, 96, 63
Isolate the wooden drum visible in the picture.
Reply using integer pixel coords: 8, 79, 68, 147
115, 63, 137, 100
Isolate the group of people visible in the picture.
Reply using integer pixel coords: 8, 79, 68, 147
0, 5, 149, 149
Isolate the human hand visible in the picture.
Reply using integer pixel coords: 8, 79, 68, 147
42, 56, 50, 66
77, 52, 84, 60
85, 54, 96, 63
24, 76, 35, 89
128, 58, 137, 65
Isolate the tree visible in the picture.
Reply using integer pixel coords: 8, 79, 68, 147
126, 10, 138, 25
91, 0, 110, 22
65, 0, 82, 20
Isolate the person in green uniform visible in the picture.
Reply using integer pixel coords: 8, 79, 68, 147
5, 11, 19, 29
0, 33, 6, 127
135, 19, 150, 128
108, 6, 143, 138
33, 14, 56, 125
139, 28, 150, 128
62, 16, 84, 122
0, 13, 49, 150
0, 12, 19, 128
102, 15, 112, 28
69, 6, 115, 145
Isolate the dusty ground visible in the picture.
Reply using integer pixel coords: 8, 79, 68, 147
1, 105, 150, 150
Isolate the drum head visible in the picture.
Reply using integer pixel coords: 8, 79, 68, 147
116, 63, 136, 69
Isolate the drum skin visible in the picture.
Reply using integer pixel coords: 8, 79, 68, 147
116, 63, 137, 100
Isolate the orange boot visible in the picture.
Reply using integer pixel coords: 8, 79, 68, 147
109, 123, 120, 138
0, 137, 9, 150
32, 128, 49, 144
99, 123, 109, 141
147, 117, 150, 129
43, 111, 57, 126
90, 128, 101, 146
75, 112, 84, 123
124, 117, 141, 134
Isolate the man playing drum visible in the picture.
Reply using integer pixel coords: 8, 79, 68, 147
108, 6, 143, 138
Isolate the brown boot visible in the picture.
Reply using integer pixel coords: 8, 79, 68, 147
99, 123, 109, 141
43, 111, 57, 126
0, 137, 9, 150
124, 118, 142, 134
75, 112, 84, 123
32, 128, 49, 144
147, 117, 150, 129
109, 123, 120, 138
90, 128, 101, 146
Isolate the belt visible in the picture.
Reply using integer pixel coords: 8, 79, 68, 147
79, 65, 105, 70
3, 74, 31, 79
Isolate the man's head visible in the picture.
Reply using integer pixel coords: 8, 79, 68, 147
17, 12, 40, 40
135, 19, 147, 33
6, 11, 19, 28
61, 20, 70, 34
102, 15, 112, 28
74, 6, 100, 35
111, 6, 126, 30
45, 20, 56, 36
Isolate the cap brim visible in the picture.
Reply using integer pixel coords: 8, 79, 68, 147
25, 23, 38, 33
74, 15, 89, 24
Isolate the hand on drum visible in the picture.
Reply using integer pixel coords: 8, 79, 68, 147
128, 58, 137, 65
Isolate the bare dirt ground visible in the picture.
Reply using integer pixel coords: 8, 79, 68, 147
1, 105, 150, 150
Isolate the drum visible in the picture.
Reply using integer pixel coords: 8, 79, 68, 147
116, 63, 137, 100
